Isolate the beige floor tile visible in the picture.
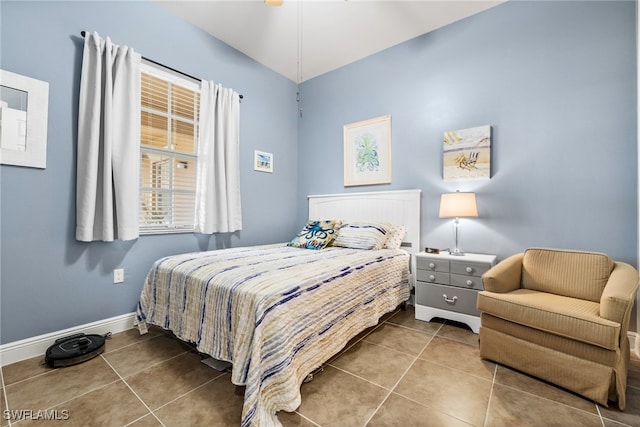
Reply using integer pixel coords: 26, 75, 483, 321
17, 381, 149, 427
493, 365, 598, 413
387, 306, 444, 335
3, 308, 627, 426
2, 355, 53, 386
103, 334, 191, 378
126, 414, 164, 426
486, 383, 602, 427
296, 365, 388, 427
367, 392, 474, 427
363, 323, 433, 356
602, 419, 633, 427
153, 373, 244, 426
627, 356, 640, 389
126, 351, 225, 410
4, 356, 119, 411
1, 387, 7, 427
419, 336, 495, 380
394, 358, 492, 426
104, 326, 165, 354
599, 385, 640, 426
278, 411, 320, 426
437, 322, 479, 347
322, 309, 409, 364
329, 341, 415, 389
1, 329, 154, 386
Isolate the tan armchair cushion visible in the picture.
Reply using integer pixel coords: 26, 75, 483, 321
477, 288, 621, 350
522, 248, 614, 302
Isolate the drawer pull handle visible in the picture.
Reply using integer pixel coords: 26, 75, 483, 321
466, 280, 474, 286
429, 274, 436, 281
442, 294, 458, 304
429, 262, 436, 269
466, 267, 474, 273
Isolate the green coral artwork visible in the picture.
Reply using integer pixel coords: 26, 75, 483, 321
356, 133, 380, 172
343, 115, 391, 186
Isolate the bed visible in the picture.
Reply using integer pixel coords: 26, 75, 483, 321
135, 189, 421, 427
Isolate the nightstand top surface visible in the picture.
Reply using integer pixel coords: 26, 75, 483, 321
416, 251, 497, 263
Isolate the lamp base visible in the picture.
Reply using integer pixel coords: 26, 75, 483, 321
450, 218, 465, 256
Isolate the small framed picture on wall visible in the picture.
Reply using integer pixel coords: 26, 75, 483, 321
254, 150, 273, 173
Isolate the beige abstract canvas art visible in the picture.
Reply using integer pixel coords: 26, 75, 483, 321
443, 125, 491, 182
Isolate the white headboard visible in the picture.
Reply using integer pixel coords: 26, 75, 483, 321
307, 189, 421, 255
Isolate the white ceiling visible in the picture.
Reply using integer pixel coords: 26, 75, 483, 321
155, 0, 505, 83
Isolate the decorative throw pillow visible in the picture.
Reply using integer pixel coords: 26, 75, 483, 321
287, 220, 342, 250
384, 223, 407, 249
332, 222, 390, 250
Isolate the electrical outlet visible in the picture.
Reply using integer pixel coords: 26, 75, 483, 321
113, 268, 124, 284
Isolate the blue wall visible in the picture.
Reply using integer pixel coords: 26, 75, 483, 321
1, 0, 637, 344
0, 1, 299, 344
298, 1, 637, 266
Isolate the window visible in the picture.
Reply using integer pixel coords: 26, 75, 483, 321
139, 62, 200, 234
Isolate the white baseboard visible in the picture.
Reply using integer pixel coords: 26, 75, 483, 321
631, 331, 639, 358
0, 312, 136, 367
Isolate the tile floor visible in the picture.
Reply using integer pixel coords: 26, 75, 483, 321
1, 306, 639, 426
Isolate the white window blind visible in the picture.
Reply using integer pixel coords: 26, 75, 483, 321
139, 61, 200, 234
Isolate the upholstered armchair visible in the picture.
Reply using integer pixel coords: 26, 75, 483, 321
477, 248, 639, 409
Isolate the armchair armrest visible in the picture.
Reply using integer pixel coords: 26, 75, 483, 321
481, 253, 524, 293
600, 262, 639, 331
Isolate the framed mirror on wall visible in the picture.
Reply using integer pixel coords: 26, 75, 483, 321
0, 69, 49, 169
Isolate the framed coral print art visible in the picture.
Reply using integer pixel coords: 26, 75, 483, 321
343, 115, 391, 186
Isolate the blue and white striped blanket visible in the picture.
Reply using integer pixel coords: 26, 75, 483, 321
136, 244, 410, 426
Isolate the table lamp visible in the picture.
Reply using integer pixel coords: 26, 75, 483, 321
439, 191, 478, 256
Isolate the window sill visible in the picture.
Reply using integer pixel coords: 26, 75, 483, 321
140, 227, 194, 236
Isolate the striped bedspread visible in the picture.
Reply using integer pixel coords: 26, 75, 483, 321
136, 244, 410, 426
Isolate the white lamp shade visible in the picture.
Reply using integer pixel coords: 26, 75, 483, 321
439, 192, 478, 218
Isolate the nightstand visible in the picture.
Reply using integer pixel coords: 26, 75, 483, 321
414, 251, 497, 333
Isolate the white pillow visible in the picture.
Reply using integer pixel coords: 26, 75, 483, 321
333, 222, 390, 250
384, 223, 407, 249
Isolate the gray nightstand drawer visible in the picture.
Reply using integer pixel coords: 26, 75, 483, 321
416, 270, 449, 284
416, 257, 449, 272
416, 282, 480, 316
414, 251, 496, 332
450, 261, 491, 277
450, 273, 483, 290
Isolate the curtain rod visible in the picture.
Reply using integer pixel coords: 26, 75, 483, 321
80, 31, 243, 100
